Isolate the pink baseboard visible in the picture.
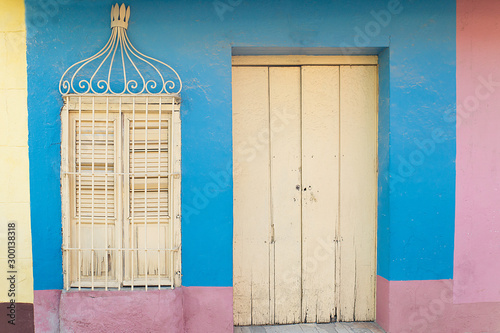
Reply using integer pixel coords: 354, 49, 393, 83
376, 276, 390, 331
36, 279, 500, 333
183, 287, 234, 333
59, 288, 184, 332
34, 287, 233, 333
34, 290, 61, 333
376, 276, 500, 333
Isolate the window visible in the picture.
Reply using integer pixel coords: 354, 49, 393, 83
61, 95, 181, 290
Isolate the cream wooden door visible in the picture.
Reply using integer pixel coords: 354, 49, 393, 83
233, 61, 377, 326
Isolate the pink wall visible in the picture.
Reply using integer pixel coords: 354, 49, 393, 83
376, 276, 500, 333
34, 287, 233, 333
454, 0, 500, 304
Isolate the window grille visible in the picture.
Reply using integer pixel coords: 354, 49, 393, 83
59, 4, 182, 290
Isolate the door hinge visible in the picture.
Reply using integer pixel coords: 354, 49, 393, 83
271, 224, 275, 243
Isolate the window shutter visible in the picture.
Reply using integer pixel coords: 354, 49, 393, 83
126, 116, 172, 285
70, 117, 119, 287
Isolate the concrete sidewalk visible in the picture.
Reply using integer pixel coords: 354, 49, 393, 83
234, 322, 386, 333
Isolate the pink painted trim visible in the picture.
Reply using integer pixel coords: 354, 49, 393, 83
376, 277, 500, 333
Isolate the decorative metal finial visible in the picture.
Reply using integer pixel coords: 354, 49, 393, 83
110, 3, 130, 29
59, 4, 182, 96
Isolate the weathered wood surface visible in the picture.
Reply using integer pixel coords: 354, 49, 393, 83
233, 60, 377, 325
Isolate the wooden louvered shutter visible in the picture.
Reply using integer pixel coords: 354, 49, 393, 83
69, 113, 120, 287
123, 114, 173, 286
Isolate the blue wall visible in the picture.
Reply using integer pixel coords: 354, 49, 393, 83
26, 0, 455, 289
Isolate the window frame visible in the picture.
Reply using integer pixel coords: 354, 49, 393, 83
61, 95, 182, 290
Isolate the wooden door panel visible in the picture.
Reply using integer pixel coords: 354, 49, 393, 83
269, 67, 302, 324
232, 66, 272, 326
301, 66, 340, 323
338, 65, 377, 322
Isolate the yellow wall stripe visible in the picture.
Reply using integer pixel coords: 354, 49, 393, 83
0, 0, 34, 304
